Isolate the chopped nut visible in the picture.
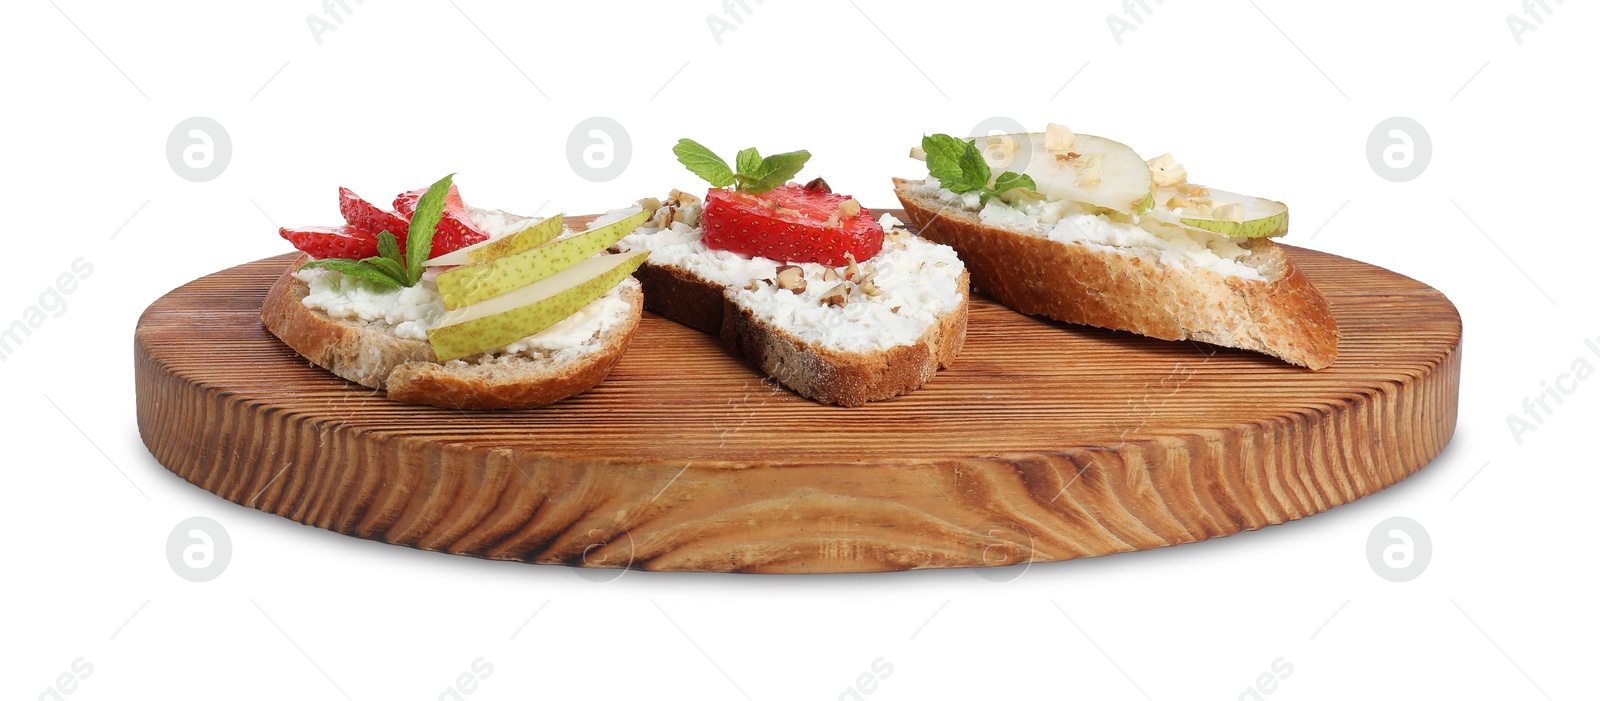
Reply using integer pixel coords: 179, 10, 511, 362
764, 200, 803, 218
856, 265, 879, 288
891, 306, 902, 314
860, 281, 883, 296
638, 197, 662, 213
804, 177, 832, 194
909, 146, 927, 161
823, 268, 842, 282
1044, 123, 1076, 151
825, 197, 861, 228
820, 283, 849, 307
1146, 153, 1187, 187
843, 252, 860, 281
933, 261, 947, 268
743, 278, 761, 291
774, 265, 806, 293
651, 205, 677, 229
668, 189, 701, 207
1212, 202, 1245, 222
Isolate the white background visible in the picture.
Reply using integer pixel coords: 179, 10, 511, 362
2, 1, 1595, 699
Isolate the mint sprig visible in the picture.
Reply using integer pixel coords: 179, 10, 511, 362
921, 133, 1037, 204
298, 173, 454, 290
298, 258, 408, 289
403, 173, 452, 283
674, 139, 811, 194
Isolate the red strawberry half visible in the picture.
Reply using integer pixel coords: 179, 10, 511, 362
701, 184, 884, 266
394, 185, 488, 258
394, 184, 466, 214
339, 187, 410, 240
280, 225, 380, 260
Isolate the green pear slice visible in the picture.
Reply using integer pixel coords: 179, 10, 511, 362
427, 251, 648, 362
1148, 185, 1289, 238
423, 214, 565, 268
970, 132, 1153, 214
436, 209, 649, 310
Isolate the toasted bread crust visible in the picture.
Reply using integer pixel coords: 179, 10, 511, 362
633, 261, 968, 407
633, 260, 725, 334
260, 256, 641, 409
894, 179, 1338, 369
720, 270, 969, 407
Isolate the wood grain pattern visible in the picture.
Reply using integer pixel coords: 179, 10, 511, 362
134, 212, 1462, 573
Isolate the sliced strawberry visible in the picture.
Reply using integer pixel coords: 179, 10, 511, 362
339, 187, 410, 240
394, 184, 466, 215
280, 225, 380, 260
393, 184, 488, 258
701, 184, 884, 266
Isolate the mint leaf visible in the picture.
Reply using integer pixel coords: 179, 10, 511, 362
677, 141, 811, 194
921, 134, 970, 186
361, 256, 408, 285
405, 174, 453, 285
953, 141, 991, 194
376, 230, 401, 265
735, 147, 762, 178
745, 149, 811, 194
921, 133, 1036, 204
987, 171, 1037, 203
299, 259, 403, 290
674, 139, 735, 188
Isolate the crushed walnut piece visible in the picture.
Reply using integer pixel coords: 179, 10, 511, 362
774, 265, 806, 293
820, 283, 849, 307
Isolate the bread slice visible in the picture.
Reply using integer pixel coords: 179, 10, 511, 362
260, 254, 642, 410
894, 178, 1338, 369
613, 204, 968, 407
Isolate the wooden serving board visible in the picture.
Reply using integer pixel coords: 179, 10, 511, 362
135, 212, 1462, 574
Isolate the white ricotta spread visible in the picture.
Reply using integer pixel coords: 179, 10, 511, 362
294, 207, 633, 363
465, 206, 545, 238
614, 203, 965, 353
909, 178, 1265, 281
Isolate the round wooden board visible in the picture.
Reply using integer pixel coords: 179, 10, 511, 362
135, 212, 1462, 574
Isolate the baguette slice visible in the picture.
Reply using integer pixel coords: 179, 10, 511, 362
615, 208, 968, 407
261, 254, 642, 410
894, 178, 1338, 369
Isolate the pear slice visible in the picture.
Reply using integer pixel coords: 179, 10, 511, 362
423, 214, 564, 268
427, 251, 648, 362
1148, 185, 1289, 238
436, 209, 649, 310
970, 132, 1153, 214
